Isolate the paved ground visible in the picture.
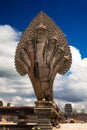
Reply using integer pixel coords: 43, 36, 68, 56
58, 123, 87, 130
0, 123, 87, 130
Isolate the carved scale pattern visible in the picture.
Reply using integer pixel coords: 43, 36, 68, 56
15, 11, 72, 100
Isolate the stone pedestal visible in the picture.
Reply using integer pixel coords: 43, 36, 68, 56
34, 101, 60, 130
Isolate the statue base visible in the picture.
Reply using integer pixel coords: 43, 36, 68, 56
34, 100, 61, 130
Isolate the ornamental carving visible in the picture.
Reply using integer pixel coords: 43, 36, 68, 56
15, 11, 72, 101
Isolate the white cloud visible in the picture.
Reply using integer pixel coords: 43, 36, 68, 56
0, 25, 21, 43
54, 46, 87, 111
0, 25, 35, 106
0, 25, 21, 75
12, 96, 35, 106
0, 25, 87, 112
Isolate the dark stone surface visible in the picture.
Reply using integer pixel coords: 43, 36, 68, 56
0, 106, 34, 115
0, 124, 35, 130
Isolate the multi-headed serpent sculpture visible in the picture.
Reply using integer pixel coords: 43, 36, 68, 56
15, 12, 72, 101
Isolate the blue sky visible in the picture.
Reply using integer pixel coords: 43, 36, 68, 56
0, 0, 87, 57
0, 0, 87, 111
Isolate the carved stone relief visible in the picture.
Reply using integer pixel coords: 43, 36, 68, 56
15, 11, 72, 101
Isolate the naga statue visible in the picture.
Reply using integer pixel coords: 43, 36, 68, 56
15, 11, 72, 102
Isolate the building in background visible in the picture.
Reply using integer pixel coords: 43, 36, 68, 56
64, 103, 73, 119
63, 103, 87, 123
